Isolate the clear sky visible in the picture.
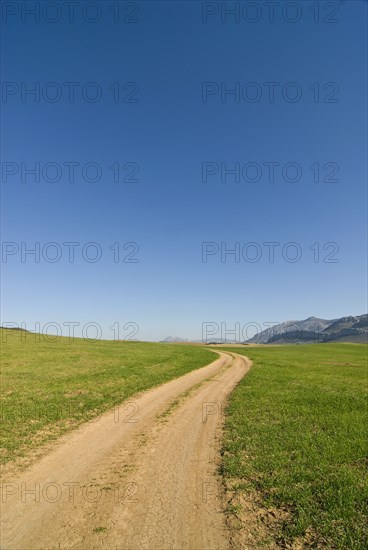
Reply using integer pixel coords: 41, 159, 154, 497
1, 0, 367, 341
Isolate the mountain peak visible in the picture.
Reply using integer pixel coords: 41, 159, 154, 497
246, 314, 367, 344
161, 336, 189, 343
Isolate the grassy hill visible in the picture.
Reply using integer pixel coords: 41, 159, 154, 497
0, 329, 214, 465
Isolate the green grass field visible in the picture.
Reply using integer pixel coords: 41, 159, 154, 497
220, 344, 368, 549
0, 329, 214, 465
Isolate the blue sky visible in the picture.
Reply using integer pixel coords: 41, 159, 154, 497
1, 0, 367, 341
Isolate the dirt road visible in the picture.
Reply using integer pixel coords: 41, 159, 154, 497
1, 351, 251, 549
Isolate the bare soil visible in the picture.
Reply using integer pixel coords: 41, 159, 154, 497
1, 351, 250, 549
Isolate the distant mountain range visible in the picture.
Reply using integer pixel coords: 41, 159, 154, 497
161, 336, 189, 343
161, 314, 368, 345
246, 314, 368, 344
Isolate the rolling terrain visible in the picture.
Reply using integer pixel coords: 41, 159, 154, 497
0, 328, 214, 466
1, 329, 366, 548
1, 349, 249, 549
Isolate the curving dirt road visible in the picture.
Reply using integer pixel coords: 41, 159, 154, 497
0, 351, 251, 549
